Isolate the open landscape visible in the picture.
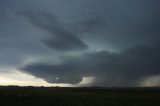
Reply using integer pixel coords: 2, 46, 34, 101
0, 0, 160, 106
0, 86, 160, 106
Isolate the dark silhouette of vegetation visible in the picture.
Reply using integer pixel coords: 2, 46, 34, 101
0, 86, 160, 106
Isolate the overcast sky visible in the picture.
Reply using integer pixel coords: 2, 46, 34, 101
0, 0, 160, 87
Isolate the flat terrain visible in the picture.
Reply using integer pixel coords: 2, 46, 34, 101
0, 86, 160, 106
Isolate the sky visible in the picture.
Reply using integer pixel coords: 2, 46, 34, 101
0, 0, 160, 87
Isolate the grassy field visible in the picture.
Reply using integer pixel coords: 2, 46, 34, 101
0, 86, 160, 106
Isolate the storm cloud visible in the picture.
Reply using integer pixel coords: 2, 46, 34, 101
20, 43, 160, 86
0, 0, 160, 86
16, 11, 88, 52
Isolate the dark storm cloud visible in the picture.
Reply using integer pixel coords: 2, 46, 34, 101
20, 43, 160, 86
72, 13, 107, 33
0, 0, 160, 86
17, 12, 88, 52
69, 0, 160, 51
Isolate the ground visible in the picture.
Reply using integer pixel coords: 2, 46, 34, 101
0, 86, 160, 106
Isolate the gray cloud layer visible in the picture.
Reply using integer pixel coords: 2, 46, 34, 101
17, 12, 88, 52
20, 43, 160, 86
0, 0, 160, 86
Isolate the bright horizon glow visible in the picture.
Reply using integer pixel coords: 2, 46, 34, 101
0, 69, 94, 87
0, 69, 72, 87
140, 75, 160, 87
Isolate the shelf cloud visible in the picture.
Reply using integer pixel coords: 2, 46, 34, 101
20, 43, 160, 86
0, 0, 160, 86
